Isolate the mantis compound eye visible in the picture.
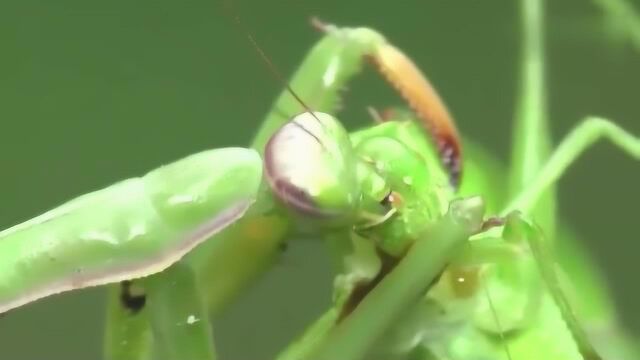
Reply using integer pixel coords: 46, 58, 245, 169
264, 112, 360, 219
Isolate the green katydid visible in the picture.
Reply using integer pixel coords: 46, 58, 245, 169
1, 0, 639, 359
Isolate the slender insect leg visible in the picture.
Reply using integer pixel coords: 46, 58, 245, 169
592, 0, 640, 53
450, 215, 597, 360
459, 210, 640, 359
105, 266, 218, 360
466, 116, 638, 359
103, 283, 152, 360
143, 261, 216, 360
366, 106, 385, 123
501, 213, 604, 360
503, 116, 640, 216
450, 232, 542, 334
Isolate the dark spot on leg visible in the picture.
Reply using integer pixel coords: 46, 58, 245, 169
278, 241, 289, 253
120, 280, 146, 314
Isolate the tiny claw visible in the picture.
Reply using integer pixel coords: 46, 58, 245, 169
366, 106, 384, 123
448, 196, 486, 233
479, 216, 507, 233
380, 108, 399, 121
368, 43, 463, 188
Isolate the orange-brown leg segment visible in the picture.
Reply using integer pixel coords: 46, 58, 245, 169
310, 18, 463, 188
369, 43, 463, 188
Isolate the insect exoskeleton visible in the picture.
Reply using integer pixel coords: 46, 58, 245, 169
0, 147, 263, 314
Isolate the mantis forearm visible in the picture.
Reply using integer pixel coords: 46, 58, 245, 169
250, 24, 387, 153
0, 148, 261, 314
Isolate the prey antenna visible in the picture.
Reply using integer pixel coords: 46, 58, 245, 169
479, 270, 514, 360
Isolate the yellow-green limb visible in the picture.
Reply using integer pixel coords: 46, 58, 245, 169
509, 0, 556, 233
593, 0, 640, 52
505, 213, 603, 360
103, 284, 153, 360
104, 263, 217, 360
143, 262, 217, 360
503, 117, 640, 216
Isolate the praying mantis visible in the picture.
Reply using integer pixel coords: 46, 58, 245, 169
1, 0, 640, 359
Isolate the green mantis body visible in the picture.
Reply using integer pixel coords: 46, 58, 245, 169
0, 148, 262, 313
2, 2, 640, 360
1, 22, 468, 359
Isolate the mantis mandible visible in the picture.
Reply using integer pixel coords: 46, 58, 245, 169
1, 0, 640, 359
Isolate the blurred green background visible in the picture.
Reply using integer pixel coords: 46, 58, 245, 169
1, 0, 638, 359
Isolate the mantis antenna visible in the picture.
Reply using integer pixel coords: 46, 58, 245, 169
221, 0, 327, 139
